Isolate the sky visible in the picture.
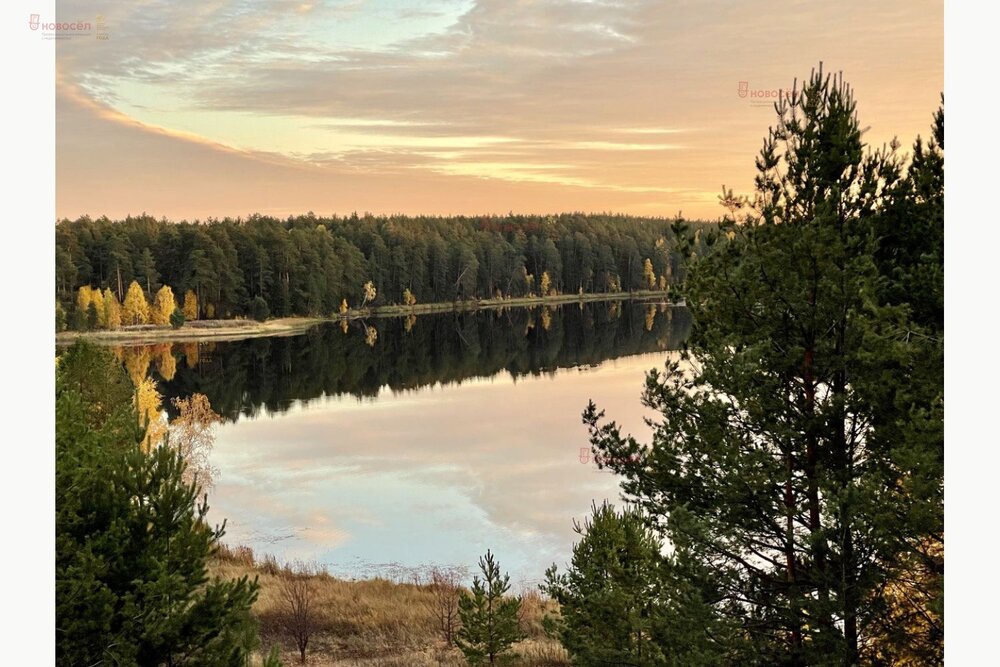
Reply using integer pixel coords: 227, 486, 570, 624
56, 0, 943, 221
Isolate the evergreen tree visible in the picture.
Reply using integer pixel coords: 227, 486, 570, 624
56, 342, 263, 665
251, 295, 270, 321
170, 307, 186, 329
585, 66, 943, 664
456, 550, 523, 665
56, 301, 67, 332
86, 301, 100, 330
544, 502, 672, 666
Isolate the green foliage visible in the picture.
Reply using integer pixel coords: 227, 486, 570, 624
170, 306, 186, 329
456, 550, 523, 665
55, 214, 710, 321
251, 295, 271, 322
56, 301, 67, 332
585, 65, 943, 664
86, 301, 99, 330
544, 502, 720, 666
56, 341, 265, 666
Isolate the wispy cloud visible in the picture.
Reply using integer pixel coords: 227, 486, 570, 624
56, 0, 943, 219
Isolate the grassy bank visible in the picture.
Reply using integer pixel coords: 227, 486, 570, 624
212, 546, 569, 666
56, 290, 675, 345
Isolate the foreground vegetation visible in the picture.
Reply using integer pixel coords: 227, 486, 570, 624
211, 546, 568, 666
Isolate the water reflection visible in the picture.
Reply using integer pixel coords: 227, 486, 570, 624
210, 352, 676, 584
113, 301, 690, 582
153, 301, 690, 420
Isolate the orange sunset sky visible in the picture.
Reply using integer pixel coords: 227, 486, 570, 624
56, 0, 942, 222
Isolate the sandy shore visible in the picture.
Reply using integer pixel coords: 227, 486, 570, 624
55, 290, 674, 345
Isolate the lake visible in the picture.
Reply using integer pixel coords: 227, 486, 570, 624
123, 300, 690, 586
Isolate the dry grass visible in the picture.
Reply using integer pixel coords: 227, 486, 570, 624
212, 545, 570, 666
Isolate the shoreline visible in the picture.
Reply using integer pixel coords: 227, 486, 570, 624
56, 290, 676, 345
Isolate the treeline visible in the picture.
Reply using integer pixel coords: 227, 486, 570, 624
141, 301, 689, 420
55, 213, 711, 325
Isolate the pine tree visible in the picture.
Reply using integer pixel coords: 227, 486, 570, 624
585, 65, 943, 664
86, 301, 100, 330
456, 550, 523, 665
123, 280, 150, 325
56, 342, 262, 665
251, 295, 270, 321
183, 289, 199, 321
544, 502, 675, 666
152, 285, 177, 326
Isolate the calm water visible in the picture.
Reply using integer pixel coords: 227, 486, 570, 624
133, 301, 690, 584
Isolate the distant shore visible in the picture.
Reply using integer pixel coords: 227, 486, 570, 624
56, 290, 676, 345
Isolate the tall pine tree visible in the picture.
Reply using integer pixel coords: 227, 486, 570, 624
585, 65, 943, 665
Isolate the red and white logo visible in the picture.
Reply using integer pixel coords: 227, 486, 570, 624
738, 81, 749, 98
29, 14, 40, 30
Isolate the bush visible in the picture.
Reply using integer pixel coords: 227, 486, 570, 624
170, 307, 186, 329
251, 296, 271, 322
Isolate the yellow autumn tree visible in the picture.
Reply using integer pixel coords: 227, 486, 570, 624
90, 288, 106, 328
155, 344, 177, 381
362, 281, 377, 308
123, 280, 150, 325
183, 342, 200, 368
134, 376, 167, 451
76, 285, 93, 316
642, 258, 656, 290
540, 306, 552, 331
540, 272, 552, 297
339, 299, 349, 315
402, 288, 417, 306
123, 346, 152, 386
183, 290, 199, 320
152, 285, 176, 325
103, 288, 122, 330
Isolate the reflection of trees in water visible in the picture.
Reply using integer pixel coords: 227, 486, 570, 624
121, 302, 690, 422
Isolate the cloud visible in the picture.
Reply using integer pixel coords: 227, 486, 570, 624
57, 0, 942, 219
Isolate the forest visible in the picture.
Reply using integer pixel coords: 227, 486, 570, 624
55, 213, 711, 328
